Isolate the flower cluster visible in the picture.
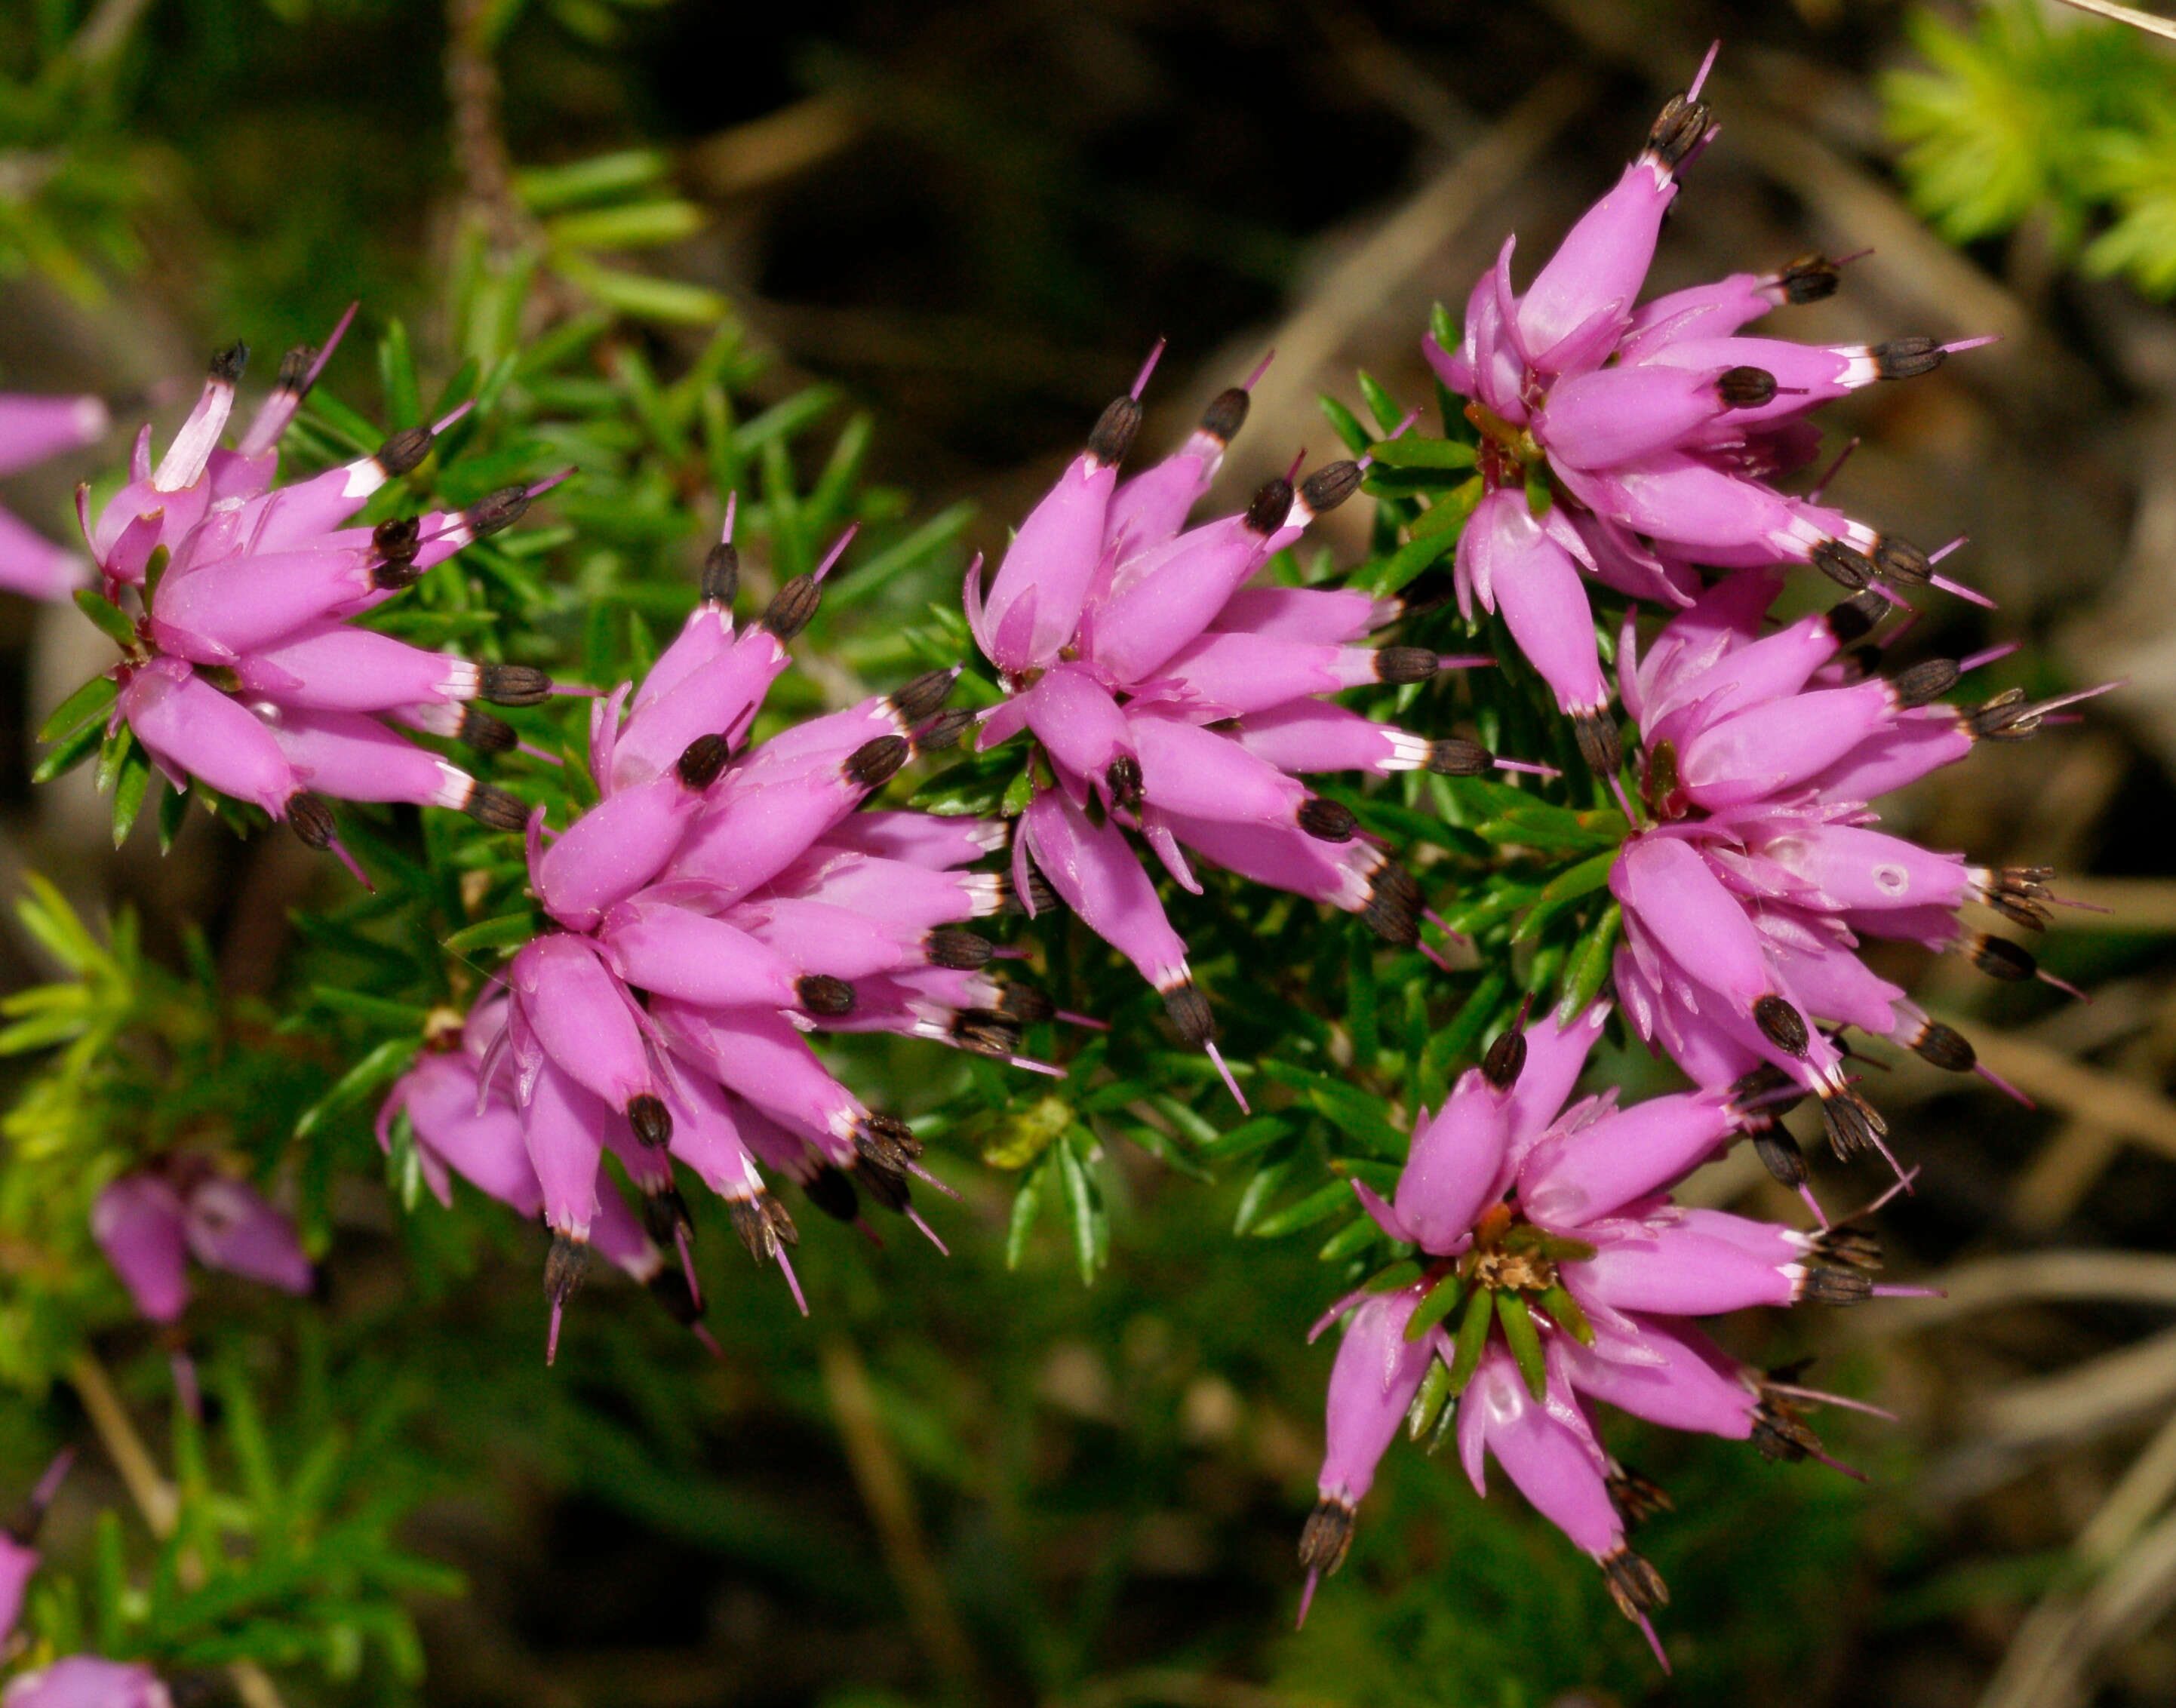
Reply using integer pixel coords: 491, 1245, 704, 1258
91, 1162, 313, 1322
0, 391, 109, 601
381, 527, 1046, 1357
1303, 1006, 1905, 1660
1609, 567, 2102, 1178
1431, 49, 1990, 772
81, 319, 554, 857
969, 361, 1501, 1089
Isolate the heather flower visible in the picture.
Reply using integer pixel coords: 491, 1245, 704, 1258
382, 523, 1054, 1359
1430, 51, 1991, 772
968, 364, 1510, 1089
1609, 567, 2103, 1175
1302, 1004, 1906, 1657
2, 1657, 171, 1708
65, 320, 552, 859
0, 391, 109, 600
0, 1453, 72, 1648
91, 1164, 312, 1323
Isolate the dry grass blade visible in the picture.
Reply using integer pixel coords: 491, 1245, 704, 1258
1872, 1252, 2176, 1329
2056, 0, 2176, 45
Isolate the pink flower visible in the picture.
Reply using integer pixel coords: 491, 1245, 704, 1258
967, 367, 1504, 1093
1430, 53, 1991, 770
380, 526, 1058, 1361
2, 1657, 170, 1708
1302, 1004, 1904, 1654
0, 391, 108, 599
60, 320, 555, 862
91, 1166, 312, 1322
1609, 568, 2104, 1172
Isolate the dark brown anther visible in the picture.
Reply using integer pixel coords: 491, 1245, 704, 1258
993, 981, 1056, 1023
642, 1185, 693, 1245
1162, 981, 1216, 1046
376, 425, 435, 479
646, 1267, 704, 1327
953, 1012, 1024, 1058
846, 735, 910, 789
1600, 1547, 1670, 1620
275, 346, 314, 390
1873, 536, 1932, 585
1753, 994, 1810, 1057
1482, 1015, 1529, 1091
865, 1112, 923, 1163
1967, 933, 2036, 982
1809, 540, 1873, 590
1299, 460, 1363, 513
1983, 866, 2055, 931
1909, 1019, 1976, 1072
1425, 738, 1492, 776
676, 733, 731, 790
1023, 868, 1061, 917
890, 668, 958, 726
1968, 687, 2036, 742
762, 574, 821, 640
1752, 1128, 1809, 1187
926, 928, 994, 970
1244, 476, 1295, 535
1364, 862, 1422, 947
1825, 590, 1887, 646
463, 784, 530, 832
211, 341, 250, 382
467, 484, 534, 538
764, 1193, 800, 1248
286, 792, 337, 849
1801, 1266, 1873, 1304
1643, 739, 1683, 819
1777, 253, 1841, 305
1750, 1402, 1825, 1462
1819, 1088, 1887, 1158
795, 974, 857, 1017
1105, 754, 1144, 812
454, 707, 518, 753
1815, 1224, 1882, 1271
700, 542, 739, 607
1297, 1499, 1357, 1577
477, 664, 553, 706
1573, 710, 1622, 777
728, 1197, 779, 1262
1200, 386, 1251, 444
372, 515, 422, 565
1646, 85, 1713, 167
1373, 647, 1440, 686
1606, 1467, 1673, 1528
913, 708, 976, 754
544, 1233, 590, 1308
626, 1093, 672, 1148
1891, 659, 1959, 708
1298, 798, 1357, 843
804, 1164, 860, 1223
1717, 365, 1778, 408
1873, 336, 1945, 380
370, 558, 425, 592
851, 1149, 912, 1213
1087, 395, 1144, 468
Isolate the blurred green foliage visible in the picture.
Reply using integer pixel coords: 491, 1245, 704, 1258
1886, 0, 2176, 296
